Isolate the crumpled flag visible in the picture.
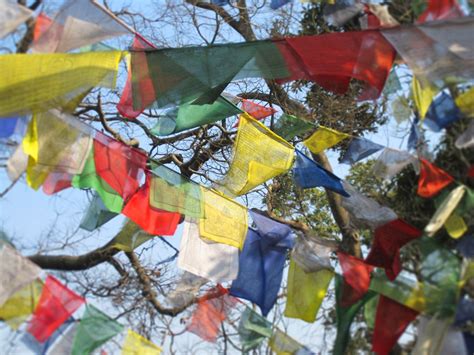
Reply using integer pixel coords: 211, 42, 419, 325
392, 96, 412, 124
166, 271, 207, 309
425, 185, 465, 237
79, 193, 118, 231
334, 275, 375, 355
417, 0, 464, 24
337, 252, 374, 307
0, 51, 123, 117
270, 0, 291, 10
293, 150, 349, 197
110, 220, 154, 252
187, 285, 237, 343
178, 219, 239, 283
122, 329, 162, 354
6, 144, 28, 182
454, 297, 474, 327
366, 219, 422, 281
150, 165, 203, 218
71, 304, 123, 355
273, 113, 315, 141
199, 187, 248, 250
268, 329, 305, 355
291, 234, 335, 273
284, 258, 334, 323
27, 275, 85, 343
412, 77, 439, 119
230, 211, 294, 316
382, 17, 473, 89
122, 173, 181, 236
456, 87, 474, 116
239, 99, 276, 121
417, 159, 454, 198
217, 113, 294, 196
340, 137, 384, 165
372, 295, 419, 355
0, 245, 42, 308
456, 234, 474, 258
303, 126, 349, 154
372, 148, 417, 180
455, 120, 474, 149
0, 0, 32, 39
153, 95, 242, 135
32, 0, 130, 53
424, 92, 461, 132
341, 182, 398, 230
238, 307, 273, 352
0, 280, 43, 330
323, 2, 365, 26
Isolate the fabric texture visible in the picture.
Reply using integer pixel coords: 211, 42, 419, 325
414, 316, 467, 355
166, 272, 207, 309
417, 159, 454, 198
122, 329, 162, 354
110, 220, 154, 252
337, 252, 374, 307
6, 144, 28, 182
424, 92, 461, 132
412, 77, 439, 119
303, 126, 349, 154
417, 0, 464, 23
273, 113, 315, 141
269, 329, 305, 355
47, 323, 78, 355
238, 307, 273, 352
79, 193, 118, 231
392, 96, 412, 123
340, 137, 384, 165
372, 148, 417, 180
456, 87, 474, 116
0, 0, 32, 39
291, 235, 335, 273
240, 99, 276, 120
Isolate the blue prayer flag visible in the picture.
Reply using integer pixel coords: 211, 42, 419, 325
270, 0, 291, 10
456, 234, 474, 258
230, 210, 294, 316
407, 118, 420, 151
424, 92, 461, 132
340, 138, 384, 165
0, 117, 19, 138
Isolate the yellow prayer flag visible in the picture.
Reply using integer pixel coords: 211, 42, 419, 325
122, 329, 162, 355
217, 113, 294, 196
455, 87, 474, 117
269, 329, 303, 355
23, 115, 48, 189
111, 220, 154, 252
0, 51, 123, 117
412, 77, 438, 119
404, 282, 426, 313
303, 126, 349, 154
199, 188, 248, 250
444, 213, 467, 239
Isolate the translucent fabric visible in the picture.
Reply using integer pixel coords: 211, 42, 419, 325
72, 304, 123, 355
341, 182, 398, 230
273, 113, 315, 141
32, 0, 130, 53
392, 96, 412, 124
337, 252, 373, 307
323, 3, 365, 26
363, 4, 399, 29
456, 87, 474, 116
417, 159, 454, 198
268, 329, 304, 355
153, 96, 241, 136
424, 92, 461, 132
166, 271, 207, 309
94, 132, 147, 203
47, 323, 78, 355
0, 0, 32, 39
340, 138, 384, 165
110, 220, 154, 252
364, 294, 378, 330
217, 113, 294, 197
456, 234, 474, 258
0, 280, 43, 330
412, 77, 439, 119
132, 41, 289, 108
383, 69, 402, 96
22, 318, 74, 355
186, 286, 237, 342
178, 219, 239, 283
382, 18, 474, 89
303, 126, 349, 154
241, 99, 276, 120
366, 219, 422, 281
372, 295, 419, 355
284, 259, 334, 323
416, 0, 464, 23
0, 116, 27, 139
79, 193, 118, 231
0, 51, 123, 117
425, 185, 465, 237
230, 211, 294, 316
372, 148, 417, 180
42, 172, 73, 195
122, 329, 162, 355
198, 187, 248, 249
455, 120, 474, 149
6, 144, 28, 182
0, 245, 42, 308
291, 235, 335, 273
27, 275, 85, 343
122, 174, 181, 236
293, 150, 349, 197
238, 307, 272, 352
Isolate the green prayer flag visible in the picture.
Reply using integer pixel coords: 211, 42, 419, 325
72, 305, 124, 355
364, 295, 379, 330
79, 193, 118, 231
273, 114, 315, 141
238, 308, 273, 352
110, 220, 154, 252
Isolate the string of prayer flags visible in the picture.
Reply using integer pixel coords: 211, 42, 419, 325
291, 235, 335, 273
411, 77, 439, 119
371, 295, 419, 355
27, 275, 85, 343
0, 51, 123, 117
340, 137, 384, 165
32, 0, 130, 53
273, 113, 315, 141
372, 148, 417, 180
122, 329, 162, 355
178, 219, 239, 283
456, 87, 474, 116
187, 286, 237, 342
0, 245, 42, 308
416, 0, 464, 23
268, 329, 306, 355
217, 113, 294, 197
424, 92, 461, 132
417, 159, 454, 198
337, 252, 373, 307
456, 235, 474, 258
0, 0, 32, 39
365, 219, 422, 281
293, 150, 349, 197
71, 304, 124, 355
303, 126, 349, 154
284, 258, 334, 323
79, 193, 118, 231
238, 308, 273, 352
230, 211, 294, 316
455, 120, 474, 149
110, 220, 154, 252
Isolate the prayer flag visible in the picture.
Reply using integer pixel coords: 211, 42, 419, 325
79, 193, 118, 231
383, 69, 402, 96
391, 96, 412, 124
238, 308, 272, 352
303, 126, 349, 154
456, 234, 474, 258
269, 329, 305, 355
407, 118, 421, 151
110, 220, 154, 252
22, 318, 74, 355
416, 0, 464, 23
273, 113, 315, 141
6, 144, 28, 182
340, 138, 384, 165
417, 159, 454, 198
166, 272, 207, 309
337, 252, 374, 307
323, 3, 365, 27
291, 235, 335, 273
412, 77, 439, 119
0, 116, 26, 139
270, 0, 291, 10
372, 148, 417, 180
47, 322, 78, 355
43, 172, 73, 195
0, 0, 32, 39
424, 92, 461, 132
122, 329, 162, 354
239, 99, 276, 120
455, 120, 474, 149
456, 87, 474, 116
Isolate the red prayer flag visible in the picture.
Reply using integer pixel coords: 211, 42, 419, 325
337, 252, 374, 307
365, 219, 422, 281
417, 0, 463, 24
33, 13, 53, 42
27, 275, 85, 343
233, 99, 277, 127
122, 173, 181, 236
417, 159, 454, 198
93, 132, 147, 203
372, 295, 418, 354
468, 166, 474, 178
42, 172, 72, 195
